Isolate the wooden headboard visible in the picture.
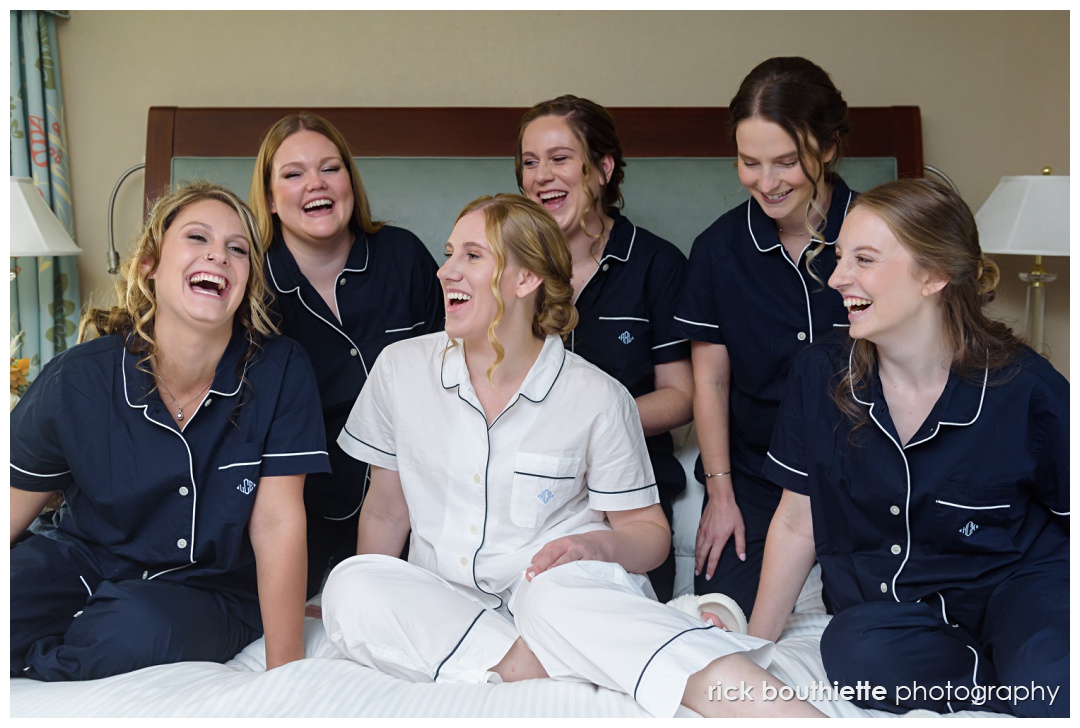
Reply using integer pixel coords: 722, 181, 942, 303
144, 106, 922, 255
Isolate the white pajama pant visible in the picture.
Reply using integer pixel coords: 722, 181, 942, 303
321, 554, 774, 717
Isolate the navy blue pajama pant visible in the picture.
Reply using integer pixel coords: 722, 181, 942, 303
693, 465, 782, 618
820, 562, 1069, 717
10, 535, 262, 681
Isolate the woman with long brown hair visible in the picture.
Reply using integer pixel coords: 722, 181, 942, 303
751, 179, 1068, 717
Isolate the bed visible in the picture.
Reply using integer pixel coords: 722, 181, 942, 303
12, 104, 999, 718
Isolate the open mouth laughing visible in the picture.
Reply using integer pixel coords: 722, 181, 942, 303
844, 297, 872, 314
188, 272, 229, 299
447, 290, 472, 310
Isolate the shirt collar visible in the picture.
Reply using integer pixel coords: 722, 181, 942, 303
122, 325, 252, 410
598, 208, 636, 265
748, 175, 854, 254
440, 334, 567, 405
848, 341, 988, 447
266, 231, 369, 294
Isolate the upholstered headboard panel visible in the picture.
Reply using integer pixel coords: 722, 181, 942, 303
147, 107, 923, 258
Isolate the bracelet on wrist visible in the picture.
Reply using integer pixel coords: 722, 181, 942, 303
704, 470, 731, 479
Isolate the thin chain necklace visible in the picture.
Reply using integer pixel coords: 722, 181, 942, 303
156, 371, 213, 421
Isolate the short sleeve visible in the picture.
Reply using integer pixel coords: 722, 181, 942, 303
645, 243, 691, 366
1032, 370, 1070, 518
9, 357, 74, 492
260, 342, 332, 477
584, 388, 659, 512
337, 350, 398, 471
407, 231, 445, 335
762, 348, 818, 495
673, 227, 725, 345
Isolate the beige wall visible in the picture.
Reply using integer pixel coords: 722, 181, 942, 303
56, 10, 1069, 375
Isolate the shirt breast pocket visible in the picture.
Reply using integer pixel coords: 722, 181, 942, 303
510, 453, 582, 529
216, 442, 264, 503
932, 481, 1017, 555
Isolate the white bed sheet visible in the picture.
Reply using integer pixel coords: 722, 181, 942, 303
9, 566, 1005, 719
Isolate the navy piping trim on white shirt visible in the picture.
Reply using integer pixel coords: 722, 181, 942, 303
434, 609, 486, 682
339, 427, 396, 458
514, 471, 576, 480
587, 482, 658, 495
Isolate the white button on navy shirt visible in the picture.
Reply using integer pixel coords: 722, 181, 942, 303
266, 226, 443, 520
764, 334, 1069, 613
9, 332, 331, 590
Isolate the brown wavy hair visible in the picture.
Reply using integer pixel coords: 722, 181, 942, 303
515, 95, 625, 247
79, 181, 277, 378
249, 111, 383, 251
730, 57, 851, 278
453, 194, 578, 381
834, 178, 1026, 429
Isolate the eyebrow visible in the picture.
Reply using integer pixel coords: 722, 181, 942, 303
275, 156, 341, 168
522, 145, 576, 157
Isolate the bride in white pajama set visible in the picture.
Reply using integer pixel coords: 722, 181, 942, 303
320, 194, 822, 718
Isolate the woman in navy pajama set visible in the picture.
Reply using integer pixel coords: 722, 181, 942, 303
249, 112, 444, 597
749, 179, 1069, 717
10, 182, 330, 680
674, 57, 853, 616
516, 95, 693, 602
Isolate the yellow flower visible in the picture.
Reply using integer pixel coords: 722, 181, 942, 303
10, 357, 30, 395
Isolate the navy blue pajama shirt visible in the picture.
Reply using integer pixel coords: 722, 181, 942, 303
567, 209, 690, 602
673, 176, 855, 612
764, 334, 1069, 716
266, 226, 443, 593
9, 329, 330, 680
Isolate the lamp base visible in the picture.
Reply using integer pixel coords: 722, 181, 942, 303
1019, 259, 1056, 356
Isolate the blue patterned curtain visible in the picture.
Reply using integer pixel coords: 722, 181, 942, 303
10, 10, 80, 381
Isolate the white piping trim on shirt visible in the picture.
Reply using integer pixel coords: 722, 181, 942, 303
267, 253, 370, 378
218, 460, 262, 471
10, 463, 72, 478
385, 320, 426, 334
1050, 508, 1070, 516
122, 354, 199, 574
766, 451, 808, 477
938, 592, 958, 628
746, 190, 854, 345
597, 316, 649, 323
934, 499, 1009, 511
652, 338, 689, 351
673, 315, 718, 330
849, 346, 912, 602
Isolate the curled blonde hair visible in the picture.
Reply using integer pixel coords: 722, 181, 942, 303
79, 181, 277, 374
249, 111, 383, 251
453, 194, 578, 381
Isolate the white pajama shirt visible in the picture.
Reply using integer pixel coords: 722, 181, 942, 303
324, 333, 771, 717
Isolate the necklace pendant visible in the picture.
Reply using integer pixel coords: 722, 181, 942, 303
176, 408, 184, 421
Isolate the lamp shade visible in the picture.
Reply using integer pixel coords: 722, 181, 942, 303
975, 175, 1070, 257
9, 176, 83, 257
